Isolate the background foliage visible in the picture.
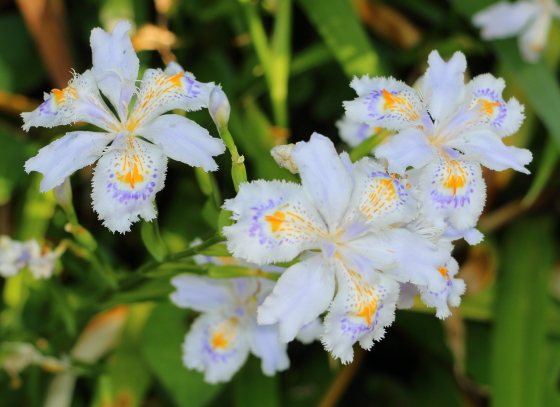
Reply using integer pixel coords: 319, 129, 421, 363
0, 0, 559, 406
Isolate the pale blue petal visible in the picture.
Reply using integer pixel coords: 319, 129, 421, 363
257, 254, 335, 343
137, 114, 225, 172
519, 9, 553, 63
223, 180, 327, 265
292, 133, 353, 230
418, 154, 486, 230
421, 51, 467, 122
322, 262, 398, 364
249, 322, 290, 376
449, 129, 532, 174
25, 131, 113, 192
375, 128, 436, 175
418, 257, 466, 319
90, 20, 139, 118
170, 274, 236, 312
472, 1, 539, 40
91, 136, 167, 233
295, 318, 323, 344
182, 313, 250, 384
344, 76, 424, 131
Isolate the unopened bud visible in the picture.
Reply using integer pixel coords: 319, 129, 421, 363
209, 87, 230, 131
271, 143, 299, 174
54, 177, 73, 213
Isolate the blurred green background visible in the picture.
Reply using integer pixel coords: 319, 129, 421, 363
0, 0, 559, 406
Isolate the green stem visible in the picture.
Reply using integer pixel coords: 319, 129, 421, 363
349, 129, 391, 162
219, 126, 248, 192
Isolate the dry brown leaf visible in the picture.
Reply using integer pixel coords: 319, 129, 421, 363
352, 0, 422, 49
15, 0, 74, 89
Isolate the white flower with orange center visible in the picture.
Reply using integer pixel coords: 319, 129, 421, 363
170, 253, 321, 383
21, 21, 225, 233
473, 0, 560, 63
344, 50, 532, 233
223, 133, 452, 363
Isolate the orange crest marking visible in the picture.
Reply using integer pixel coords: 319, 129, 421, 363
442, 161, 467, 196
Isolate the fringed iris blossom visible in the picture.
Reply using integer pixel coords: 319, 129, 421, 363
344, 50, 532, 233
473, 0, 560, 63
0, 236, 61, 279
170, 272, 321, 383
223, 133, 455, 363
21, 21, 225, 233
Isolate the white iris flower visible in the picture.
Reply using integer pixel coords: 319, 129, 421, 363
223, 133, 456, 363
473, 0, 560, 63
344, 50, 532, 233
21, 21, 225, 233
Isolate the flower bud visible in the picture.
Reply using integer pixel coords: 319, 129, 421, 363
209, 87, 231, 131
270, 143, 299, 174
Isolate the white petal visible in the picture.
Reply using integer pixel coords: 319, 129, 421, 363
344, 158, 419, 228
170, 274, 236, 312
91, 136, 167, 233
519, 9, 552, 63
25, 240, 57, 279
348, 228, 451, 293
467, 74, 525, 137
442, 225, 484, 245
449, 129, 532, 174
127, 69, 214, 130
295, 318, 323, 344
136, 114, 225, 172
257, 254, 335, 343
291, 133, 353, 230
418, 154, 486, 230
472, 1, 540, 40
223, 180, 327, 264
344, 76, 424, 131
336, 115, 377, 148
374, 128, 437, 175
0, 237, 26, 277
322, 262, 398, 364
90, 20, 139, 118
22, 71, 118, 132
396, 282, 418, 309
183, 313, 250, 384
418, 257, 466, 319
249, 322, 290, 376
25, 131, 113, 192
421, 51, 467, 122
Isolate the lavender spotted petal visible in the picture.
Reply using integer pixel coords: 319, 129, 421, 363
91, 136, 167, 233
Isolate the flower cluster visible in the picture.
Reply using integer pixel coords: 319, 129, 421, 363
170, 251, 321, 382
21, 21, 225, 233
343, 50, 531, 243
222, 50, 531, 365
473, 0, 560, 63
0, 236, 61, 279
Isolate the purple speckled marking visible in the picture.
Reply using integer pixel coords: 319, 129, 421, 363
183, 76, 201, 99
363, 88, 418, 124
201, 325, 238, 364
474, 88, 507, 128
429, 160, 476, 210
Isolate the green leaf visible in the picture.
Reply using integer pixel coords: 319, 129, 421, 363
522, 137, 558, 208
141, 219, 169, 262
198, 243, 231, 257
297, 0, 384, 78
141, 303, 222, 407
490, 217, 554, 407
233, 356, 280, 407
